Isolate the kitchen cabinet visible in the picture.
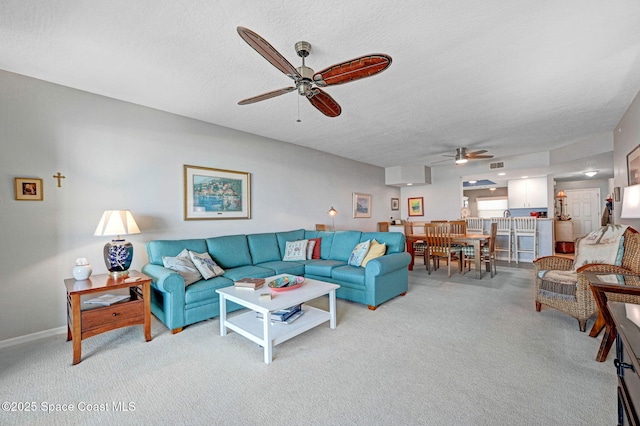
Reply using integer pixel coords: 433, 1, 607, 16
508, 177, 548, 208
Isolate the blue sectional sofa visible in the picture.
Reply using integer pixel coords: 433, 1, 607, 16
142, 229, 411, 333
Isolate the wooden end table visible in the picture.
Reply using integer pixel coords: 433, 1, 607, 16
586, 272, 640, 362
64, 270, 152, 365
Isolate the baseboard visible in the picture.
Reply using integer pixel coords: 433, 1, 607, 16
0, 326, 67, 350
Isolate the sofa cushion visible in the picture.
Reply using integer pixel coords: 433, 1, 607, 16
360, 232, 405, 254
255, 261, 305, 276
361, 240, 387, 267
206, 235, 252, 268
222, 265, 275, 282
162, 249, 202, 285
329, 231, 363, 261
276, 229, 306, 257
188, 251, 225, 279
147, 239, 208, 266
184, 276, 234, 305
304, 259, 347, 277
283, 240, 308, 261
331, 265, 366, 286
247, 233, 281, 264
348, 240, 371, 266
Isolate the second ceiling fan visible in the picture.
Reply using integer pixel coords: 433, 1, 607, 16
236, 26, 392, 117
440, 147, 494, 164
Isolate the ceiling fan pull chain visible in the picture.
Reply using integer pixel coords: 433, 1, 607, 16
296, 95, 301, 123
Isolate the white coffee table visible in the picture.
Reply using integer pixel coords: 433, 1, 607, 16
216, 275, 339, 364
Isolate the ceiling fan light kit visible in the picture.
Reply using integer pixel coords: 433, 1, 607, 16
236, 27, 392, 118
438, 147, 494, 165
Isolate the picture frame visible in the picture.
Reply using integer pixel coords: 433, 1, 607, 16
408, 197, 424, 216
14, 177, 43, 201
353, 192, 372, 218
391, 197, 400, 211
627, 144, 640, 185
184, 165, 251, 220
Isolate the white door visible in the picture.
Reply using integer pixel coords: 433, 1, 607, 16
565, 189, 600, 239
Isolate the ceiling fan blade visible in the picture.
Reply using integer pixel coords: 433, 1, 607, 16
467, 150, 488, 156
468, 155, 494, 159
237, 27, 301, 80
313, 54, 392, 87
307, 88, 342, 117
238, 87, 296, 105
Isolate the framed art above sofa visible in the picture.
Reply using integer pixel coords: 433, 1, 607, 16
184, 165, 251, 220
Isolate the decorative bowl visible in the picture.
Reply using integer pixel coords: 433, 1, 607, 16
268, 275, 305, 292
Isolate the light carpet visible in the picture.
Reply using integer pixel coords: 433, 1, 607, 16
0, 264, 616, 425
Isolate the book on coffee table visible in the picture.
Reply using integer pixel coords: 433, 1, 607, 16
234, 278, 265, 289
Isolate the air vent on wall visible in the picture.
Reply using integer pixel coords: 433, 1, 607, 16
490, 161, 504, 169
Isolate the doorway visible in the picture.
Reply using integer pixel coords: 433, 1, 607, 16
565, 188, 600, 239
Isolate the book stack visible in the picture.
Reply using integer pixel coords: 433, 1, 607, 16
84, 294, 130, 306
257, 304, 304, 324
234, 277, 265, 290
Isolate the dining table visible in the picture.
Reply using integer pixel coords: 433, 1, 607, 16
405, 233, 491, 279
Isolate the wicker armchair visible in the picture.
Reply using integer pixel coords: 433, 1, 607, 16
533, 227, 640, 332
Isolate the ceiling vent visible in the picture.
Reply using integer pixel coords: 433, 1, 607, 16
490, 161, 504, 169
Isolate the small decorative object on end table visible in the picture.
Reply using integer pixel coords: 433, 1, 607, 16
72, 257, 92, 280
64, 271, 152, 365
94, 210, 141, 278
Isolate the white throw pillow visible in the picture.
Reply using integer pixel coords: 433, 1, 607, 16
188, 250, 225, 280
283, 240, 308, 261
162, 249, 202, 286
348, 240, 371, 267
306, 240, 317, 260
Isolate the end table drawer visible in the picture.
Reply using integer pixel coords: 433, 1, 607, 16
81, 299, 144, 331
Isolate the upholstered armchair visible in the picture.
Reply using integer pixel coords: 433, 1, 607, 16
533, 226, 640, 332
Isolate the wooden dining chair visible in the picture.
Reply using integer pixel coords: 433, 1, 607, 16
405, 222, 426, 263
377, 222, 390, 232
315, 224, 327, 231
463, 222, 497, 277
425, 224, 462, 277
448, 220, 467, 234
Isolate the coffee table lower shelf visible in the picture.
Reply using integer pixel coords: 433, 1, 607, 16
217, 276, 339, 364
225, 306, 330, 348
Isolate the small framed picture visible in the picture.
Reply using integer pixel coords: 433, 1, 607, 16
408, 197, 424, 216
391, 198, 400, 211
353, 192, 372, 218
14, 177, 43, 201
627, 144, 640, 185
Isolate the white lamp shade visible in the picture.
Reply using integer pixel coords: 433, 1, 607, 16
94, 210, 141, 236
621, 185, 640, 219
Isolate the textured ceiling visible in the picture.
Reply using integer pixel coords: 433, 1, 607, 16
1, 0, 640, 171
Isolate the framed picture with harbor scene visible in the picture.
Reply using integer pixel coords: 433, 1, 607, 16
184, 165, 251, 220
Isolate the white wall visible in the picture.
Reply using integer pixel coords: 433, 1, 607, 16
614, 90, 640, 229
0, 70, 399, 342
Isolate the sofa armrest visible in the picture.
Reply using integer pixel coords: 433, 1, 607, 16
365, 252, 412, 276
141, 264, 185, 294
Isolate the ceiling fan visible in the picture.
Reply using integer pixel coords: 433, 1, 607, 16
236, 26, 392, 118
438, 147, 494, 164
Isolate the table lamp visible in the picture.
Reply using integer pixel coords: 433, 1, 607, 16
94, 210, 141, 278
327, 207, 338, 231
621, 185, 640, 218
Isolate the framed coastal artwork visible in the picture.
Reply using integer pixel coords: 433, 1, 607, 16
14, 177, 43, 201
408, 197, 424, 216
627, 145, 640, 185
184, 165, 251, 220
353, 192, 372, 218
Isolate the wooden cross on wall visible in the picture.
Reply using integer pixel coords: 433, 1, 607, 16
53, 172, 66, 187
